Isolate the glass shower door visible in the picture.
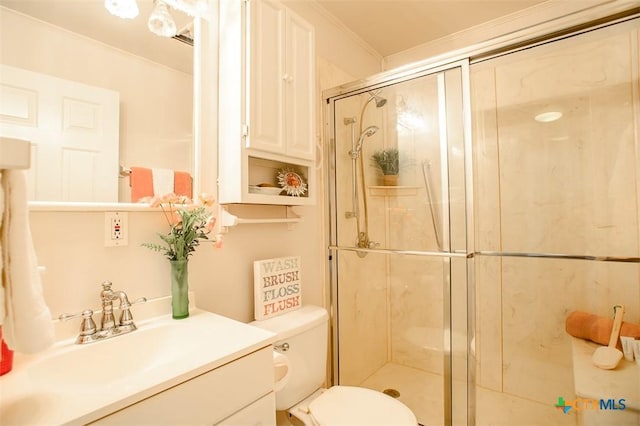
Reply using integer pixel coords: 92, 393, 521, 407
470, 18, 640, 426
328, 62, 471, 426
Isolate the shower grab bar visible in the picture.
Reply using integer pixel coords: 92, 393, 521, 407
329, 246, 640, 263
421, 161, 442, 251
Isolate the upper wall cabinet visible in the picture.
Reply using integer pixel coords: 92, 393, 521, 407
219, 0, 316, 205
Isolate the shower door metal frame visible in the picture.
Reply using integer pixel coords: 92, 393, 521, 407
324, 58, 475, 426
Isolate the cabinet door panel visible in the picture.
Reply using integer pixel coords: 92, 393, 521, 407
91, 347, 273, 425
249, 0, 285, 155
285, 12, 315, 161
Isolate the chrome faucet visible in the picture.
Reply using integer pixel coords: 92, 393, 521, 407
59, 281, 146, 344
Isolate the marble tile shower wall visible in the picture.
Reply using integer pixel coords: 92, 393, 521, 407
472, 20, 640, 406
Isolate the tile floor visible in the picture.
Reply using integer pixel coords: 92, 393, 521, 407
360, 363, 578, 426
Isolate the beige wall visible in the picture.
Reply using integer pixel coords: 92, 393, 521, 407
283, 0, 382, 78
11, 4, 380, 335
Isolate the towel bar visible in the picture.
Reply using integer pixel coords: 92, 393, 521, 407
119, 165, 131, 177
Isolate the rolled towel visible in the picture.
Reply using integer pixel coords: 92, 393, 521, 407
566, 311, 640, 349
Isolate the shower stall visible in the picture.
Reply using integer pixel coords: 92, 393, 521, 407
325, 14, 640, 426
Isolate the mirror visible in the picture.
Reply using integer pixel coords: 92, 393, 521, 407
0, 0, 195, 206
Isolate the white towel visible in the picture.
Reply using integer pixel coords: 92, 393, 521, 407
151, 168, 175, 196
1, 170, 54, 353
0, 171, 5, 325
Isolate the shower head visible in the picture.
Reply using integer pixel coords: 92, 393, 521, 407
369, 92, 387, 108
352, 125, 379, 158
361, 125, 379, 138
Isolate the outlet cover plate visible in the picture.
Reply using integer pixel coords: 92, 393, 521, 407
104, 211, 128, 247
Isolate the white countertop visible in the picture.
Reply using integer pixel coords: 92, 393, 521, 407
0, 309, 276, 425
571, 337, 639, 411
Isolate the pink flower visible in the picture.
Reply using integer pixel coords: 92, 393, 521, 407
206, 216, 216, 232
198, 193, 215, 207
144, 193, 221, 261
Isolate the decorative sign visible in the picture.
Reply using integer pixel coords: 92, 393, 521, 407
254, 256, 302, 320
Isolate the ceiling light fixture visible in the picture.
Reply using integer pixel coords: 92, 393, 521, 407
148, 0, 177, 37
104, 0, 139, 19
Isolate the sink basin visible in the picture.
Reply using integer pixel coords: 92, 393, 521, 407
0, 307, 275, 425
28, 321, 189, 389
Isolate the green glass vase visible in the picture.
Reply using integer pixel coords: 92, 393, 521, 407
170, 259, 189, 319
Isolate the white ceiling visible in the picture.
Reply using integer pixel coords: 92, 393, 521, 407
1, 0, 549, 72
315, 0, 548, 57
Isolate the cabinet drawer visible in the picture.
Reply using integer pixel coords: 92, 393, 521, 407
92, 346, 273, 425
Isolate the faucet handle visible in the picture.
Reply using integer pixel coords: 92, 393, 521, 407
59, 309, 97, 337
101, 281, 113, 291
117, 296, 147, 327
79, 310, 97, 336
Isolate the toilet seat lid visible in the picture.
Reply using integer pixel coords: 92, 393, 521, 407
308, 386, 417, 425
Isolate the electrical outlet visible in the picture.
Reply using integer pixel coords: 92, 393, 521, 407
104, 212, 128, 247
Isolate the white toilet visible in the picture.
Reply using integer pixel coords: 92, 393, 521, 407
251, 305, 418, 425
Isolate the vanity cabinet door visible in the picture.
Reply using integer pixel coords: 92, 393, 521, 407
217, 393, 276, 426
90, 347, 274, 425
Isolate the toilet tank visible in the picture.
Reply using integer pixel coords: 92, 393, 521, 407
251, 305, 328, 410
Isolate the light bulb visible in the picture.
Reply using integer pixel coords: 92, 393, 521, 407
148, 0, 177, 37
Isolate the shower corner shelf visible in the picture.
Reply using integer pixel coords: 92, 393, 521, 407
368, 186, 419, 197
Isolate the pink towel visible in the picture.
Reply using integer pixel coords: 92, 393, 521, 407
174, 171, 192, 198
130, 167, 153, 202
130, 167, 192, 202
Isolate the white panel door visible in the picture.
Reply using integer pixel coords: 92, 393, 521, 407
0, 64, 119, 202
248, 0, 286, 155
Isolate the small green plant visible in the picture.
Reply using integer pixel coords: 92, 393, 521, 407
371, 148, 400, 175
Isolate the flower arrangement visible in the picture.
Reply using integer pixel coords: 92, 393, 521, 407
371, 148, 400, 175
143, 193, 221, 261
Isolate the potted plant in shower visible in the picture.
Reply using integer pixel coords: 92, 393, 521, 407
371, 147, 400, 186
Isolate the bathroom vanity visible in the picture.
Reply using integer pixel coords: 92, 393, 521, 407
0, 308, 277, 425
